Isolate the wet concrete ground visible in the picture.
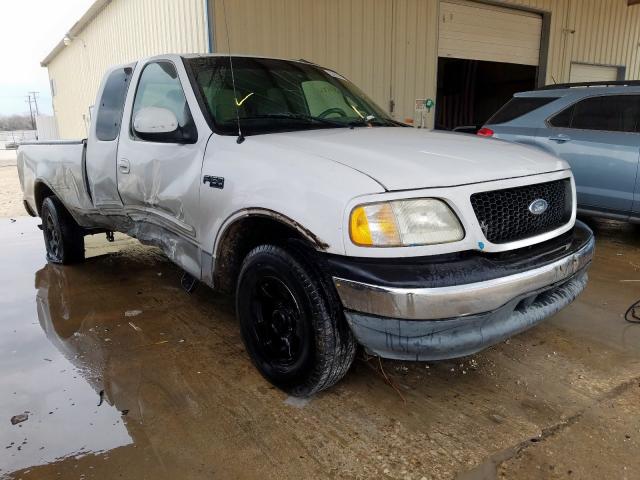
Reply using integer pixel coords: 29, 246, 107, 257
1, 216, 639, 479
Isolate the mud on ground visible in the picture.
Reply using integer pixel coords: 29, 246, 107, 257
0, 151, 25, 218
1, 194, 639, 478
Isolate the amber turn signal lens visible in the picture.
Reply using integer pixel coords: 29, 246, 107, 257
350, 206, 373, 246
349, 199, 464, 247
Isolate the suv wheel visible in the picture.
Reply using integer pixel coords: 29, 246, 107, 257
41, 196, 85, 264
236, 244, 356, 397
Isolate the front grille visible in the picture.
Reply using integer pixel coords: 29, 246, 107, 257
470, 179, 572, 244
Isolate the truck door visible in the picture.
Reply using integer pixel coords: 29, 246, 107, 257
87, 64, 134, 208
536, 94, 640, 216
116, 60, 208, 242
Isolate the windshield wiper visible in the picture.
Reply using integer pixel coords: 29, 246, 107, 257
346, 115, 393, 128
240, 113, 349, 127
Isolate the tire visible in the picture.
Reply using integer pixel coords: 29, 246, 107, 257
41, 196, 85, 264
236, 244, 356, 397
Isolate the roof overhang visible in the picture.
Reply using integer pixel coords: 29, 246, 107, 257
40, 0, 112, 67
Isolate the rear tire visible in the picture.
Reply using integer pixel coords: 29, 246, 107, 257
41, 196, 85, 264
236, 244, 356, 397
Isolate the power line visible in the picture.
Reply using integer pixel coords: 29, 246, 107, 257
28, 91, 40, 115
25, 96, 35, 129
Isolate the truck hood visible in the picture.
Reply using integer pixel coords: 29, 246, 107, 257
252, 127, 567, 191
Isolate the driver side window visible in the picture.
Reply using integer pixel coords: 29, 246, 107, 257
131, 61, 197, 142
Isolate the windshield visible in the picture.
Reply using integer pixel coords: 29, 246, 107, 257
186, 56, 397, 136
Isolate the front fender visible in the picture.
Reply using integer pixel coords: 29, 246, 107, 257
197, 134, 385, 259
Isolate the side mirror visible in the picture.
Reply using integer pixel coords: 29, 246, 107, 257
133, 107, 179, 136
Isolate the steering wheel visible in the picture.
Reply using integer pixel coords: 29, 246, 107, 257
318, 107, 348, 119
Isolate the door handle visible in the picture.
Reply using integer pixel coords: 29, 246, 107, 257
118, 158, 130, 174
549, 134, 571, 143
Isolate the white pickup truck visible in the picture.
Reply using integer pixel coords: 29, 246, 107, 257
18, 54, 594, 396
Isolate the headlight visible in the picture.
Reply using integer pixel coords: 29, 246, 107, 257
350, 198, 464, 247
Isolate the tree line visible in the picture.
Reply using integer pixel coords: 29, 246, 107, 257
0, 114, 35, 131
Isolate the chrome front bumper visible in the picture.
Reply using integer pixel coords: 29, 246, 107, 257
333, 233, 595, 321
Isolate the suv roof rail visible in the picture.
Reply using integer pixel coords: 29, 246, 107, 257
537, 80, 640, 90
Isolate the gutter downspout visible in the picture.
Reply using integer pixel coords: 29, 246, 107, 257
204, 0, 214, 53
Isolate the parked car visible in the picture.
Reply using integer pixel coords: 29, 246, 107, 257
480, 81, 640, 222
17, 54, 594, 396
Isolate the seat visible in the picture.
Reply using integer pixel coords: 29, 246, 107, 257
202, 86, 237, 123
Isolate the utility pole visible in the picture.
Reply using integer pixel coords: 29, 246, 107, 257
25, 95, 35, 130
28, 91, 40, 115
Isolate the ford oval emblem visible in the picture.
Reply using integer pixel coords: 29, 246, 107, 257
528, 198, 549, 215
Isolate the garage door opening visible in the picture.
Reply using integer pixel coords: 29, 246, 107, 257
435, 57, 537, 130
435, 1, 542, 131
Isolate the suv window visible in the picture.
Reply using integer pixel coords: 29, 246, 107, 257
549, 95, 639, 132
548, 104, 573, 128
95, 67, 132, 141
487, 97, 557, 125
131, 61, 196, 141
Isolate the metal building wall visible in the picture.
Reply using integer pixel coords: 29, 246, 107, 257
503, 0, 640, 84
212, 0, 640, 127
211, 0, 438, 123
47, 0, 208, 139
211, 0, 395, 115
390, 0, 440, 123
47, 0, 640, 136
392, 0, 640, 126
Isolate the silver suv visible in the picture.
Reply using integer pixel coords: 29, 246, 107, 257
480, 81, 640, 223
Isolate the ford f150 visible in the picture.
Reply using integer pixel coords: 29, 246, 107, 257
18, 54, 595, 396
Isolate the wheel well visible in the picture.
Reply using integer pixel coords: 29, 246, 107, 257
213, 215, 320, 294
34, 182, 55, 216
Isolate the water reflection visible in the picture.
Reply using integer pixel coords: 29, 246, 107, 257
0, 220, 132, 477
3, 215, 640, 479
19, 246, 279, 479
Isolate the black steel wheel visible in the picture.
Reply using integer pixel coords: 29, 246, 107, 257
236, 244, 356, 396
41, 196, 85, 264
248, 275, 311, 374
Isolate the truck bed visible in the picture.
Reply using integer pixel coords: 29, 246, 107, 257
17, 140, 95, 218
19, 140, 85, 146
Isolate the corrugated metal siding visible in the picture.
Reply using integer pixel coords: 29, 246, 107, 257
211, 0, 394, 116
49, 0, 640, 136
390, 0, 439, 123
48, 0, 208, 138
211, 0, 438, 124
401, 0, 640, 127
568, 0, 640, 79
500, 0, 640, 83
210, 0, 640, 125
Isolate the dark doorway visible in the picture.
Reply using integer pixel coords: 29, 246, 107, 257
435, 57, 537, 131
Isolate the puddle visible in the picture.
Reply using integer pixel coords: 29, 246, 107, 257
0, 218, 132, 475
0, 216, 639, 479
548, 218, 640, 354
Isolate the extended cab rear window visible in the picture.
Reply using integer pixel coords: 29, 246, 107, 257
487, 97, 557, 125
95, 67, 133, 141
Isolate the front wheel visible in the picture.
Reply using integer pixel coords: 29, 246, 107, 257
41, 196, 85, 264
236, 244, 356, 397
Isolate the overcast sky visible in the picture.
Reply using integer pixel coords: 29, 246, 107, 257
1, 0, 94, 116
